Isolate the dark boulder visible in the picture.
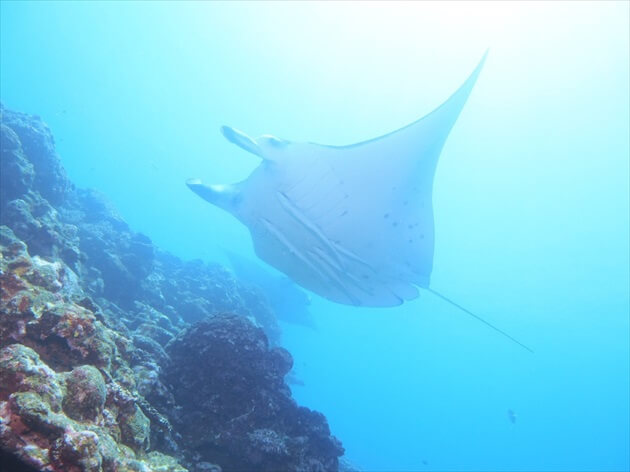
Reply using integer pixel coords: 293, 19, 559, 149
164, 313, 344, 471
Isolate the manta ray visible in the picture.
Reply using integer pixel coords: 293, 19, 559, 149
188, 52, 532, 352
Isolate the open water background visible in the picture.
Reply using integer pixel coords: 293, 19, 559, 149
1, 2, 629, 470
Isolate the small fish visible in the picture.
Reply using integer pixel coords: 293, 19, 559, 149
507, 408, 517, 424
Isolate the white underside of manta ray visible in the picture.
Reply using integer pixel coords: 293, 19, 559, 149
187, 52, 533, 352
189, 53, 486, 306
187, 51, 485, 307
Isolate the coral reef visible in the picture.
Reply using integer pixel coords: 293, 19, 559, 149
0, 228, 184, 471
0, 102, 344, 471
164, 313, 343, 471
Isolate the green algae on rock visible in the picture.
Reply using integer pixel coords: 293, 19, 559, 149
0, 233, 186, 470
62, 365, 107, 422
120, 404, 151, 452
0, 342, 185, 471
0, 343, 64, 411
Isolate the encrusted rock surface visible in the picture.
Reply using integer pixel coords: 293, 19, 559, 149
164, 313, 343, 471
0, 107, 69, 206
0, 102, 346, 471
0, 229, 185, 471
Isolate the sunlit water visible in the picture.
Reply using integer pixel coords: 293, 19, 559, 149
2, 2, 628, 471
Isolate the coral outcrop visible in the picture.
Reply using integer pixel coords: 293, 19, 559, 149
164, 313, 343, 471
0, 102, 345, 471
0, 227, 184, 471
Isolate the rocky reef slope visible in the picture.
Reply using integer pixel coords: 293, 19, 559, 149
0, 104, 344, 472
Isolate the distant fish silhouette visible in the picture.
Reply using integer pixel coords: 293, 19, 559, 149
188, 51, 533, 352
285, 370, 305, 387
508, 408, 517, 424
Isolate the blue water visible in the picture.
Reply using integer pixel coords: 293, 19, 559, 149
2, 2, 629, 471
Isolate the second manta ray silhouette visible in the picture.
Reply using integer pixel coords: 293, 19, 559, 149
188, 52, 533, 352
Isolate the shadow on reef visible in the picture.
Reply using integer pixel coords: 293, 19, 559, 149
1, 447, 41, 472
0, 104, 350, 472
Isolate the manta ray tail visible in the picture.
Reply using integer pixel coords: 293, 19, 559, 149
426, 288, 534, 353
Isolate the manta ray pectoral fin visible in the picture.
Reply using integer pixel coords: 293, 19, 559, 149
318, 51, 488, 175
186, 178, 242, 212
414, 48, 488, 146
408, 49, 487, 155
